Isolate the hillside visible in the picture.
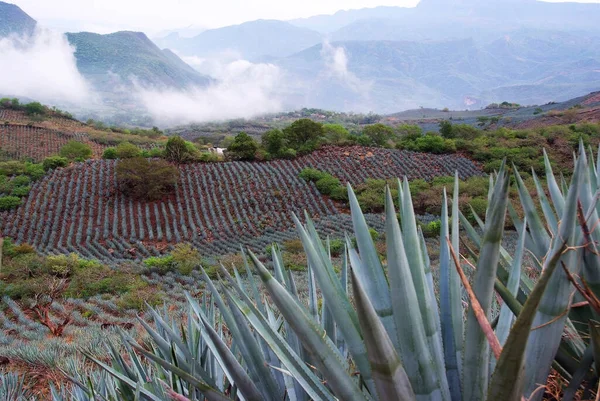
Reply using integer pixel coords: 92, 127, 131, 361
171, 19, 323, 60
0, 1, 36, 37
65, 31, 212, 92
0, 106, 165, 161
278, 34, 600, 112
0, 147, 481, 261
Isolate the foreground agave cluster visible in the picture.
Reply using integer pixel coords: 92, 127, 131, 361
4, 142, 600, 401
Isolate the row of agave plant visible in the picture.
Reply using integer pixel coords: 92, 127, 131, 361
4, 142, 600, 400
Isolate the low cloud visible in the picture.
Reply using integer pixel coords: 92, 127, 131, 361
0, 28, 93, 105
136, 57, 284, 124
321, 41, 371, 94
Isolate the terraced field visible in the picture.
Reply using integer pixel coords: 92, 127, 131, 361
0, 124, 108, 160
0, 147, 482, 261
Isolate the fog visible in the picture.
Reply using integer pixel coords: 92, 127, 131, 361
0, 28, 93, 105
136, 55, 284, 125
321, 41, 370, 94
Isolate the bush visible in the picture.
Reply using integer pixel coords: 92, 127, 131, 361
10, 186, 30, 197
278, 148, 297, 159
43, 156, 69, 171
262, 129, 286, 155
116, 157, 179, 201
0, 195, 21, 210
283, 119, 324, 152
24, 102, 45, 116
465, 197, 488, 222
115, 142, 141, 159
315, 176, 342, 195
165, 136, 198, 163
59, 141, 93, 160
299, 168, 329, 182
116, 284, 162, 310
362, 123, 395, 147
421, 220, 442, 238
170, 243, 201, 275
144, 255, 176, 273
283, 239, 305, 254
102, 147, 117, 159
227, 132, 259, 161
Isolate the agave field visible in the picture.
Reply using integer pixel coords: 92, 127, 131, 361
0, 148, 480, 261
294, 146, 482, 183
0, 124, 107, 161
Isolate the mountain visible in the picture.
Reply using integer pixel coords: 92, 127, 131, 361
0, 1, 36, 37
294, 0, 600, 38
65, 31, 211, 92
164, 20, 322, 60
277, 33, 600, 112
289, 6, 416, 33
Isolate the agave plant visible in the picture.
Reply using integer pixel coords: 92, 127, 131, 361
72, 142, 600, 401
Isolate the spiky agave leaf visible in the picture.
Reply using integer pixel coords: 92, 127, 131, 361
247, 250, 370, 401
488, 150, 582, 401
351, 268, 416, 401
399, 178, 450, 401
463, 162, 509, 401
522, 144, 590, 400
385, 187, 445, 401
292, 212, 376, 394
439, 188, 461, 401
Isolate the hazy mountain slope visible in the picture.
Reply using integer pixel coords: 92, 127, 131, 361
296, 0, 600, 39
289, 6, 417, 33
65, 31, 211, 90
0, 1, 36, 37
166, 19, 322, 60
279, 35, 600, 112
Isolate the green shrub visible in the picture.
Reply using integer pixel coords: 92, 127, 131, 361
422, 220, 442, 238
283, 239, 305, 254
43, 156, 69, 171
144, 255, 176, 273
116, 284, 162, 310
102, 147, 118, 159
10, 186, 30, 197
465, 197, 489, 222
171, 243, 201, 275
299, 168, 328, 182
315, 176, 342, 195
328, 239, 344, 256
24, 102, 45, 116
0, 196, 21, 210
59, 141, 93, 160
116, 157, 179, 201
115, 142, 141, 159
279, 148, 297, 159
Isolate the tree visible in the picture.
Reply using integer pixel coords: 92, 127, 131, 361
362, 123, 395, 147
227, 132, 259, 161
397, 124, 422, 141
102, 148, 117, 160
59, 141, 92, 161
323, 124, 350, 144
439, 120, 454, 139
261, 129, 286, 155
115, 142, 141, 159
24, 102, 45, 116
283, 119, 324, 152
165, 136, 197, 163
42, 156, 69, 171
116, 158, 178, 201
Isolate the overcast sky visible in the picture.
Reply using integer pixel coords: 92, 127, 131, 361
10, 0, 600, 35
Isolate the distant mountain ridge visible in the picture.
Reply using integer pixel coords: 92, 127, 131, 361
65, 31, 211, 91
171, 19, 323, 60
0, 1, 210, 104
0, 1, 36, 37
